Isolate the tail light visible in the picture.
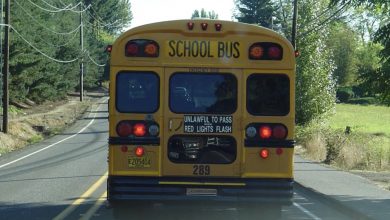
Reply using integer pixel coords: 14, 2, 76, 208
260, 149, 269, 159
259, 126, 272, 139
125, 39, 159, 57
116, 121, 159, 137
135, 146, 145, 157
117, 121, 132, 137
133, 123, 146, 137
245, 123, 288, 140
106, 45, 112, 53
249, 42, 283, 60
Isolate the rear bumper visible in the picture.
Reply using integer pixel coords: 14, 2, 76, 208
107, 176, 293, 205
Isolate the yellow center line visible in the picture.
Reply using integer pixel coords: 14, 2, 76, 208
53, 171, 108, 220
79, 191, 107, 220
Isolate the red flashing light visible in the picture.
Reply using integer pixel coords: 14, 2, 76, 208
187, 22, 195, 30
273, 125, 287, 139
117, 121, 132, 137
260, 149, 269, 159
133, 123, 146, 137
121, 145, 128, 153
268, 46, 282, 59
259, 126, 272, 139
126, 43, 138, 56
135, 146, 145, 157
215, 23, 222, 31
201, 23, 208, 31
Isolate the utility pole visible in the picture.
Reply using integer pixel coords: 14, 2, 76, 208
2, 0, 10, 133
291, 0, 298, 49
79, 3, 84, 102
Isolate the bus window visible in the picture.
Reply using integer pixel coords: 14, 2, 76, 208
116, 72, 159, 113
247, 74, 290, 116
169, 73, 237, 114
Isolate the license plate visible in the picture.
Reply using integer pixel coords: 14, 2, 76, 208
186, 188, 217, 196
128, 156, 151, 168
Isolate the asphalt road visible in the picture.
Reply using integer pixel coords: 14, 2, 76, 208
0, 99, 356, 220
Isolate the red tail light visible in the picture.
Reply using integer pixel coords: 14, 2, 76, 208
106, 45, 112, 53
273, 125, 287, 139
260, 149, 269, 159
249, 42, 283, 60
135, 146, 145, 157
249, 46, 264, 59
133, 123, 146, 137
125, 40, 159, 57
117, 121, 132, 137
144, 42, 158, 56
126, 43, 139, 56
259, 126, 272, 139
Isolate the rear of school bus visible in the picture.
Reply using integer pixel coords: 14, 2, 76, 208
107, 20, 295, 205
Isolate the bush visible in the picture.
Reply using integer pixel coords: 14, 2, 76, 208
336, 87, 354, 102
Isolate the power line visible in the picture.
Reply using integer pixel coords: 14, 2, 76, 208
26, 0, 89, 13
0, 24, 79, 63
15, 0, 81, 35
86, 51, 106, 67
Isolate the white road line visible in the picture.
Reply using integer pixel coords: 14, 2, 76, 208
0, 98, 108, 169
293, 202, 322, 220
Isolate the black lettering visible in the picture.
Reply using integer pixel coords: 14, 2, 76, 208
200, 41, 207, 57
192, 41, 199, 57
218, 42, 224, 57
177, 40, 183, 57
168, 40, 176, 57
193, 165, 198, 175
193, 165, 210, 176
225, 42, 233, 58
233, 42, 240, 58
207, 41, 214, 57
184, 41, 191, 57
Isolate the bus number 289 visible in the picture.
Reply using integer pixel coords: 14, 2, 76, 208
193, 165, 210, 175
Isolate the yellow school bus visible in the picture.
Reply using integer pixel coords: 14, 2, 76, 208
107, 20, 295, 205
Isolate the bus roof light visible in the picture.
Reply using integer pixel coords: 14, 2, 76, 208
187, 22, 195, 30
260, 149, 269, 159
133, 123, 146, 137
259, 126, 272, 139
201, 23, 208, 31
215, 23, 222, 31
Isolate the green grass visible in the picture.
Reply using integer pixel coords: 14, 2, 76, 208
329, 104, 390, 136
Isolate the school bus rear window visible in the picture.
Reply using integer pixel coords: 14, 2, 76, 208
247, 74, 290, 116
169, 73, 237, 114
116, 72, 159, 113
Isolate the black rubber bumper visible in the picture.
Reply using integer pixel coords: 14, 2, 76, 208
107, 176, 293, 205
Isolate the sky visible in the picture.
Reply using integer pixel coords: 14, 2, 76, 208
129, 0, 236, 28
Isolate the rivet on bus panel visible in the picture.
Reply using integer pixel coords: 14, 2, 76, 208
121, 145, 128, 153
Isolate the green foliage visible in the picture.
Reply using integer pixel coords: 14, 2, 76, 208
234, 0, 278, 28
191, 9, 219, 19
7, 0, 131, 104
294, 0, 337, 125
327, 22, 359, 86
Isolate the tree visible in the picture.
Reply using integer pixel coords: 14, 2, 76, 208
275, 0, 337, 124
234, 0, 278, 28
191, 8, 219, 19
330, 0, 390, 104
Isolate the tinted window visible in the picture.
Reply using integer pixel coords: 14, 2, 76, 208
116, 72, 159, 113
170, 73, 237, 114
247, 74, 290, 116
